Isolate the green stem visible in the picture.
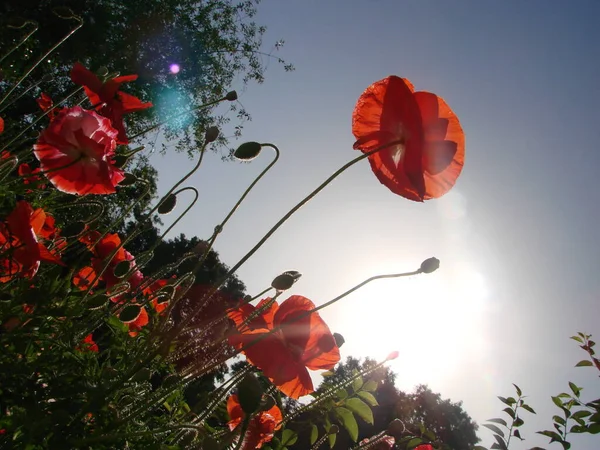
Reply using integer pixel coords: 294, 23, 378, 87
0, 17, 82, 108
174, 139, 404, 336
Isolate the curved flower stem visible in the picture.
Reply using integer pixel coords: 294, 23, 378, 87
0, 74, 52, 114
0, 16, 83, 108
174, 139, 404, 334
188, 143, 280, 278
0, 21, 38, 64
127, 97, 227, 142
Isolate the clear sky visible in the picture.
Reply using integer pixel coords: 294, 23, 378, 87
148, 1, 600, 447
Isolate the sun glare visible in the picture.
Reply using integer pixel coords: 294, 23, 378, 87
344, 262, 489, 388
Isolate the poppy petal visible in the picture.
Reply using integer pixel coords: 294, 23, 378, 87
70, 63, 103, 94
117, 91, 153, 113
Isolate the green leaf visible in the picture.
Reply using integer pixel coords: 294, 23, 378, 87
352, 376, 363, 392
575, 360, 593, 367
483, 423, 505, 437
281, 429, 298, 446
552, 396, 564, 408
571, 410, 592, 420
513, 417, 524, 427
357, 391, 378, 406
521, 404, 536, 414
492, 434, 508, 450
334, 406, 359, 442
570, 335, 584, 343
473, 446, 489, 450
406, 437, 424, 449
321, 370, 335, 377
503, 407, 516, 419
513, 429, 523, 440
568, 382, 581, 397
553, 415, 566, 426
335, 388, 348, 400
362, 380, 378, 392
538, 430, 562, 441
512, 383, 522, 397
487, 418, 508, 427
310, 424, 318, 445
345, 398, 373, 425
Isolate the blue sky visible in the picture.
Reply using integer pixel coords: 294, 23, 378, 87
148, 1, 600, 447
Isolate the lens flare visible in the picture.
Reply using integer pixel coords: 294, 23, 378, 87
169, 64, 180, 74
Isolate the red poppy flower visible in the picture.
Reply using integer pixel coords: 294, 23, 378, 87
77, 334, 99, 352
70, 62, 152, 144
228, 295, 340, 399
352, 76, 465, 201
36, 92, 56, 120
126, 306, 149, 337
0, 201, 63, 282
0, 117, 4, 134
33, 106, 125, 195
227, 394, 282, 449
415, 445, 433, 450
142, 278, 171, 313
74, 231, 143, 296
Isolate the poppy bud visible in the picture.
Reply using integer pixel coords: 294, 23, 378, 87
271, 270, 302, 291
53, 6, 76, 19
333, 332, 345, 348
419, 257, 440, 274
157, 194, 177, 215
113, 260, 131, 278
0, 293, 12, 302
163, 374, 182, 389
233, 142, 262, 161
119, 304, 142, 323
225, 90, 238, 101
97, 67, 109, 77
238, 373, 264, 414
329, 425, 340, 435
205, 126, 220, 143
386, 351, 400, 361
387, 418, 405, 439
87, 294, 109, 310
261, 394, 276, 411
119, 173, 137, 186
192, 240, 210, 255
132, 368, 152, 382
113, 154, 130, 168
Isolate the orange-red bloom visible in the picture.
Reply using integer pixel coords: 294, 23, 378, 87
125, 306, 149, 337
34, 106, 125, 195
0, 201, 63, 282
227, 394, 282, 449
0, 117, 4, 134
36, 92, 57, 120
415, 445, 433, 450
74, 231, 143, 295
353, 76, 465, 201
70, 62, 152, 144
228, 295, 340, 399
78, 334, 99, 352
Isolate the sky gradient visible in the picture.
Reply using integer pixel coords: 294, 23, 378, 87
148, 1, 600, 447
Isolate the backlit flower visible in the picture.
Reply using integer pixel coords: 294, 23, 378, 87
34, 106, 125, 195
71, 62, 152, 144
228, 295, 340, 399
227, 394, 282, 449
36, 92, 56, 120
77, 334, 99, 352
126, 306, 149, 337
74, 231, 143, 296
0, 201, 63, 282
353, 76, 465, 201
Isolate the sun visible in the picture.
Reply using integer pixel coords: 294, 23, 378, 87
336, 261, 489, 389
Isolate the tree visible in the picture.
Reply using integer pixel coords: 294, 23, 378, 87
287, 356, 480, 449
0, 0, 292, 156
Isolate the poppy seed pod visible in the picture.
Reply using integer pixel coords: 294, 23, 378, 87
119, 173, 137, 186
387, 419, 406, 439
419, 257, 440, 274
225, 90, 238, 101
237, 373, 264, 414
333, 332, 345, 348
157, 194, 177, 215
233, 142, 262, 161
204, 126, 219, 143
271, 270, 302, 291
